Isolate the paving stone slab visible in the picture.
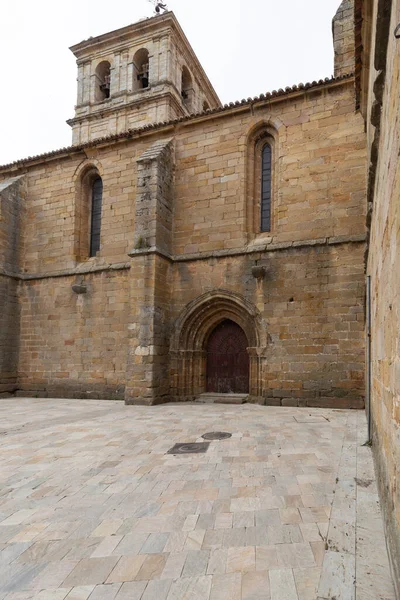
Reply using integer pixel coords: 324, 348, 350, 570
0, 400, 396, 599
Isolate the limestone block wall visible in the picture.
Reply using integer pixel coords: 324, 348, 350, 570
71, 93, 181, 146
19, 145, 143, 275
173, 82, 366, 256
0, 77, 367, 406
0, 177, 25, 395
18, 268, 129, 399
333, 0, 356, 77
170, 242, 365, 406
366, 0, 400, 590
15, 80, 365, 277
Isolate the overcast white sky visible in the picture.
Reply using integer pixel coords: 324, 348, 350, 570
1, 0, 341, 165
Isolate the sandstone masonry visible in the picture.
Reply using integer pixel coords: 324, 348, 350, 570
0, 1, 367, 410
361, 0, 400, 591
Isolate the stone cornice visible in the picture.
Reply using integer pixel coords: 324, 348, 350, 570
67, 89, 185, 126
128, 233, 366, 264
0, 262, 131, 281
2, 234, 366, 281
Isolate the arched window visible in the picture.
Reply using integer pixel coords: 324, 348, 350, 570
89, 177, 103, 257
133, 48, 149, 91
181, 66, 193, 111
74, 166, 104, 261
246, 126, 276, 236
261, 143, 272, 232
95, 61, 111, 101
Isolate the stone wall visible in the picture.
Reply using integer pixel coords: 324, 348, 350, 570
173, 83, 365, 256
0, 76, 367, 406
0, 177, 25, 396
170, 242, 365, 407
71, 93, 181, 146
366, 0, 400, 592
333, 0, 356, 77
17, 268, 129, 399
20, 149, 141, 274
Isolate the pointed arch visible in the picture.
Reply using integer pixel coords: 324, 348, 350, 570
170, 290, 268, 400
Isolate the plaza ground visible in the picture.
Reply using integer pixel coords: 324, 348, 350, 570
0, 399, 396, 599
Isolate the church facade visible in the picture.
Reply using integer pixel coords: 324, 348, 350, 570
0, 2, 367, 407
3, 0, 400, 586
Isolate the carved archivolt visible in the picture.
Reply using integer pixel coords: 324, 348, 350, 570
170, 290, 268, 400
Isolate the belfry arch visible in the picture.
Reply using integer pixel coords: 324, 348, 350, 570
170, 290, 268, 401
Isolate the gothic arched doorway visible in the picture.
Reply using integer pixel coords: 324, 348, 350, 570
170, 290, 267, 401
206, 320, 249, 393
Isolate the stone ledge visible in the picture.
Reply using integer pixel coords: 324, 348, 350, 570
128, 247, 173, 261
174, 233, 367, 263
0, 268, 20, 279
1, 262, 131, 281
2, 234, 367, 281
264, 397, 365, 409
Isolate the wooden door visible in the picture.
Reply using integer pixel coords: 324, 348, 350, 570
206, 320, 249, 393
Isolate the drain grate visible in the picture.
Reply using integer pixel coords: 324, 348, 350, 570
201, 431, 232, 440
167, 442, 210, 455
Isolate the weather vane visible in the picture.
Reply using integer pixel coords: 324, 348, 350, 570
148, 1, 168, 15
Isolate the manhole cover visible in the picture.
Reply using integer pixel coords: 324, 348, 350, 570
201, 431, 232, 440
167, 442, 210, 455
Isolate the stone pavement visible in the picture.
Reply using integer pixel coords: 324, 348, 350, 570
0, 399, 396, 600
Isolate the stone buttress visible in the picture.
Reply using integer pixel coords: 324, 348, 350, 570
125, 139, 174, 405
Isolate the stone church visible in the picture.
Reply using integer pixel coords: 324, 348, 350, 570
0, 0, 399, 587
0, 1, 367, 409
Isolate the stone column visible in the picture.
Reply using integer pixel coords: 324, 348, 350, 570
119, 50, 129, 92
127, 62, 134, 92
110, 53, 120, 96
82, 61, 91, 105
125, 139, 174, 405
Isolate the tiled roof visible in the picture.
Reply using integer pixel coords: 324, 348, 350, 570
0, 73, 353, 171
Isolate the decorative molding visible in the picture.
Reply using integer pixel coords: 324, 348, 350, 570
0, 234, 366, 282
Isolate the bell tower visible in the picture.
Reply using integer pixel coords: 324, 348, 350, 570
67, 12, 221, 145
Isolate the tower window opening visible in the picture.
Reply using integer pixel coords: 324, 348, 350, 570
181, 66, 193, 111
137, 63, 149, 88
100, 75, 110, 98
133, 48, 150, 91
95, 61, 111, 101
